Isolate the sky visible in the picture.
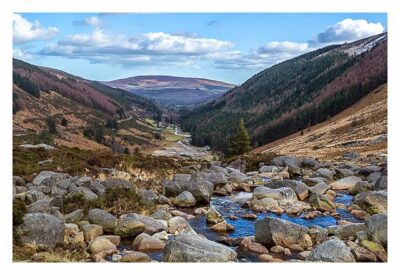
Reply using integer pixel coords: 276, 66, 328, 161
13, 13, 387, 84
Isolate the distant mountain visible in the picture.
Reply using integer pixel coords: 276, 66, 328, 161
104, 75, 235, 107
180, 33, 387, 152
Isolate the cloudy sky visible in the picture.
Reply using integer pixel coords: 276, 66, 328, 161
13, 13, 386, 84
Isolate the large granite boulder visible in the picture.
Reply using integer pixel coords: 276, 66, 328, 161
17, 213, 64, 248
255, 217, 308, 246
307, 238, 355, 262
366, 214, 387, 247
253, 186, 297, 201
88, 208, 117, 232
163, 234, 237, 262
268, 180, 309, 200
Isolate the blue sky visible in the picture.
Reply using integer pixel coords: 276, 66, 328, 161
13, 13, 387, 84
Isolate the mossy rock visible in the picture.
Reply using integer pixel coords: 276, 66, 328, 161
361, 240, 385, 253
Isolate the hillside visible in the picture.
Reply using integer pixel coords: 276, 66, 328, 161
13, 59, 162, 151
105, 75, 235, 107
254, 84, 387, 160
180, 33, 387, 153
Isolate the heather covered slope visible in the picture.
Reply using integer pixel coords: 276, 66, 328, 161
255, 84, 387, 160
180, 33, 387, 153
13, 59, 163, 151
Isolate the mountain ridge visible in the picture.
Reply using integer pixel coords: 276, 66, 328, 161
180, 33, 387, 153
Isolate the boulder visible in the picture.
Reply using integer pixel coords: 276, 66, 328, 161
255, 217, 309, 246
101, 178, 135, 190
168, 216, 190, 234
237, 237, 269, 256
70, 187, 98, 201
251, 198, 279, 208
229, 159, 246, 173
335, 168, 355, 179
374, 176, 387, 191
89, 236, 117, 258
209, 221, 235, 232
327, 223, 366, 240
164, 174, 191, 197
202, 171, 228, 186
132, 232, 165, 252
32, 171, 68, 186
163, 234, 237, 262
331, 176, 362, 190
268, 180, 309, 200
309, 193, 336, 213
64, 209, 84, 224
366, 214, 387, 246
114, 215, 146, 237
367, 172, 382, 183
271, 156, 301, 168
88, 208, 117, 232
253, 186, 297, 201
81, 224, 103, 242
354, 191, 387, 214
173, 191, 196, 208
259, 166, 278, 173
17, 213, 64, 248
27, 199, 52, 213
119, 251, 151, 262
126, 213, 167, 234
228, 170, 251, 183
309, 182, 330, 195
314, 168, 334, 181
303, 177, 328, 187
150, 209, 173, 221
307, 238, 355, 262
137, 189, 159, 206
89, 182, 106, 196
358, 165, 381, 176
350, 181, 373, 195
308, 225, 328, 244
185, 174, 214, 204
206, 206, 224, 224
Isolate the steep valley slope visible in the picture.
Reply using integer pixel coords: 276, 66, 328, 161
254, 84, 387, 160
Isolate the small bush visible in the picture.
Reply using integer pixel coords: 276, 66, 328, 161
13, 198, 27, 226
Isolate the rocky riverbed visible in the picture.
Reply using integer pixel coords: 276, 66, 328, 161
12, 152, 387, 263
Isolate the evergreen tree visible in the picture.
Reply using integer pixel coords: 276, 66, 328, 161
61, 117, 68, 127
227, 118, 252, 156
46, 116, 57, 134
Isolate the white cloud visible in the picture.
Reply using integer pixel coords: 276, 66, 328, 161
310, 18, 384, 45
73, 16, 103, 27
34, 17, 385, 71
257, 41, 309, 54
13, 14, 59, 44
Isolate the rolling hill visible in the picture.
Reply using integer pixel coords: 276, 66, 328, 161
13, 59, 162, 151
180, 33, 387, 153
104, 75, 235, 107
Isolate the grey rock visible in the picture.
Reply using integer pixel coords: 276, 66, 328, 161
327, 223, 366, 240
101, 178, 135, 190
13, 176, 26, 186
32, 171, 68, 186
358, 165, 382, 176
27, 199, 52, 213
314, 168, 334, 181
150, 209, 173, 221
268, 180, 309, 200
374, 176, 387, 190
350, 181, 373, 195
126, 213, 167, 234
309, 182, 330, 195
17, 213, 64, 248
307, 238, 355, 262
137, 188, 159, 206
354, 191, 387, 213
185, 174, 214, 204
259, 165, 278, 173
228, 170, 251, 183
202, 171, 228, 186
70, 187, 98, 201
173, 191, 196, 208
253, 186, 297, 201
90, 181, 106, 196
255, 217, 309, 246
64, 209, 84, 224
367, 172, 382, 183
271, 156, 301, 168
163, 234, 237, 262
114, 216, 146, 237
331, 176, 362, 190
366, 214, 387, 246
88, 208, 117, 232
335, 168, 355, 179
